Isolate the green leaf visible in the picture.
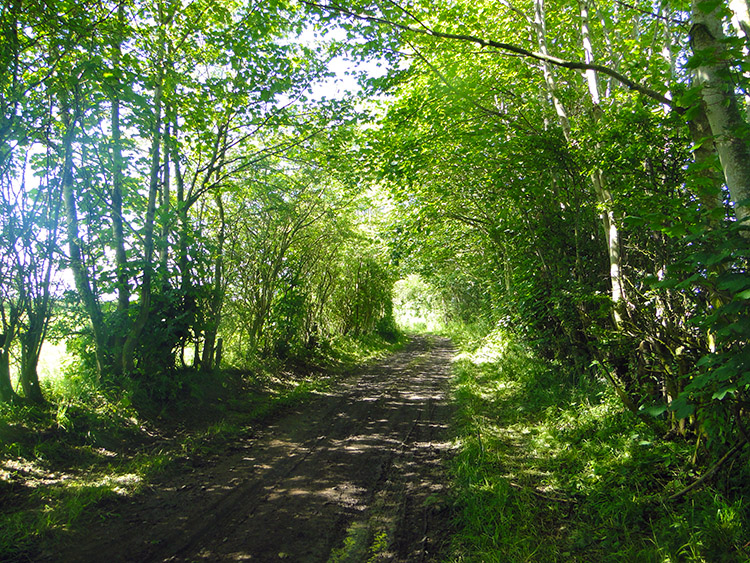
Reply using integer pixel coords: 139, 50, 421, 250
641, 404, 668, 417
674, 401, 695, 419
717, 274, 750, 293
663, 224, 687, 237
712, 386, 737, 400
669, 396, 696, 419
697, 0, 724, 14
712, 364, 735, 382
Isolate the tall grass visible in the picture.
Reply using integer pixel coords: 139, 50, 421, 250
447, 327, 750, 562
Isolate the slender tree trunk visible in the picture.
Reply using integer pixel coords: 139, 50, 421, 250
580, 0, 627, 327
60, 102, 108, 377
688, 100, 725, 212
201, 192, 225, 371
533, 0, 571, 140
111, 3, 130, 373
159, 117, 171, 284
580, 0, 600, 107
729, 0, 750, 115
171, 115, 196, 365
534, 0, 626, 327
0, 356, 15, 403
19, 231, 58, 403
19, 324, 44, 403
122, 14, 165, 373
691, 0, 750, 222
0, 329, 18, 403
595, 3, 616, 97
730, 0, 750, 36
18, 293, 48, 403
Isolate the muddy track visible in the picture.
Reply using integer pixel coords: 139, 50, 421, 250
46, 335, 456, 562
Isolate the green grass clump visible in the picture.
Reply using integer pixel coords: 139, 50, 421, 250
327, 332, 406, 367
447, 328, 750, 562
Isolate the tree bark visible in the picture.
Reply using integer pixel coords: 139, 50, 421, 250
691, 1, 750, 222
533, 0, 571, 141
688, 100, 725, 212
201, 192, 226, 371
580, 0, 627, 327
110, 3, 130, 373
19, 329, 45, 403
0, 327, 18, 403
729, 0, 750, 115
532, 0, 626, 327
18, 217, 58, 404
159, 117, 171, 284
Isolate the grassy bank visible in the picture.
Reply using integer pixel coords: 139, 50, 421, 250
446, 327, 750, 562
0, 332, 404, 561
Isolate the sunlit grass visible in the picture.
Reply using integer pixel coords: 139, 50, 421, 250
447, 327, 750, 562
327, 332, 406, 366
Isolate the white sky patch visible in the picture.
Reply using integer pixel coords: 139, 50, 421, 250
298, 25, 390, 101
308, 55, 388, 100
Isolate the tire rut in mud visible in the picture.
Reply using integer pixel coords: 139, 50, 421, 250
48, 335, 456, 562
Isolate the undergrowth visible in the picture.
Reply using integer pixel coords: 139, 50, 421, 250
446, 325, 750, 562
0, 332, 403, 561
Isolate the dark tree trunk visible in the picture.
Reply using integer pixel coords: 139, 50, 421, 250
110, 3, 130, 374
0, 337, 18, 404
122, 16, 165, 374
201, 193, 225, 372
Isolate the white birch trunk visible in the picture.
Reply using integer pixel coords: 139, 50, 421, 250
692, 0, 750, 222
580, 0, 626, 327
729, 0, 750, 115
533, 0, 572, 141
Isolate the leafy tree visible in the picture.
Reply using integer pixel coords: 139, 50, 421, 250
320, 0, 750, 456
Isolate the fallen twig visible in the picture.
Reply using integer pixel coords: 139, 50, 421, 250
669, 438, 748, 501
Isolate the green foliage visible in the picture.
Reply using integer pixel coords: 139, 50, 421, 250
352, 0, 750, 470
374, 313, 400, 342
393, 274, 446, 332
660, 217, 750, 448
219, 171, 396, 369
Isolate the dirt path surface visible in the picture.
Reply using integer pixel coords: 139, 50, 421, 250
47, 335, 456, 562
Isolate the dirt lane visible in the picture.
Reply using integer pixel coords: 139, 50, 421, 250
48, 335, 456, 562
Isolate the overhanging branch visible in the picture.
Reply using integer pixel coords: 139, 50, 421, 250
303, 0, 679, 111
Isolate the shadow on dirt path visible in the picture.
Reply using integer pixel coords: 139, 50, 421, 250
46, 335, 456, 562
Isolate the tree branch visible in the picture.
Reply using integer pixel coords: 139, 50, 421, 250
669, 438, 748, 501
302, 0, 679, 111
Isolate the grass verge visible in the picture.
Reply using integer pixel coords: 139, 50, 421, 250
0, 332, 404, 561
446, 327, 750, 562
